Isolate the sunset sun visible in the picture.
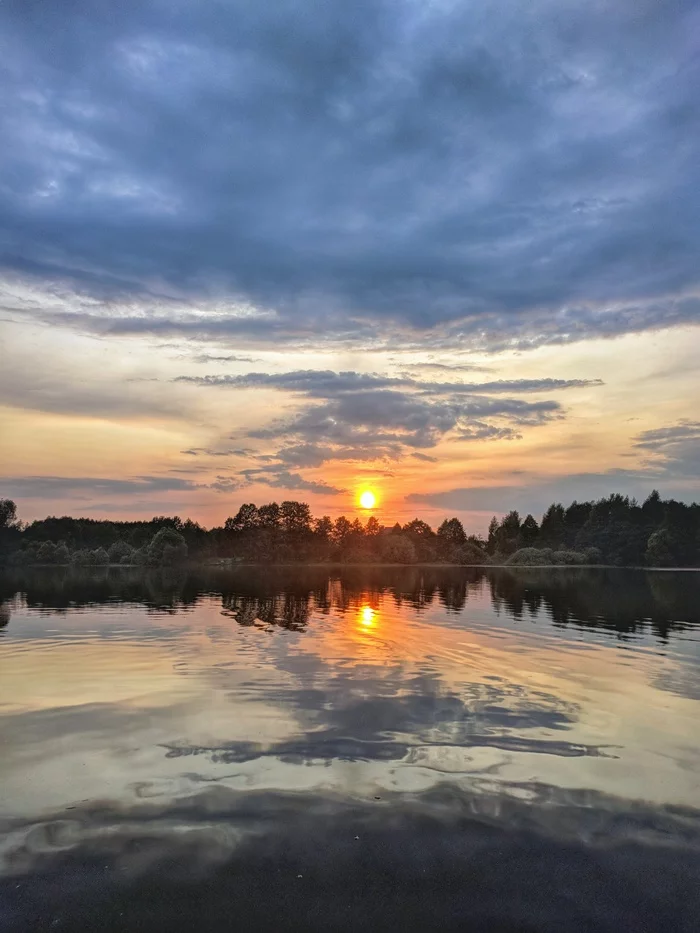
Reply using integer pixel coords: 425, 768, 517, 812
359, 490, 376, 510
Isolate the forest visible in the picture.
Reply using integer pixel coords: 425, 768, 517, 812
1, 490, 699, 568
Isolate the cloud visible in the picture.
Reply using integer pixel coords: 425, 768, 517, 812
174, 367, 597, 483
190, 354, 259, 364
0, 349, 189, 421
634, 420, 700, 478
0, 475, 201, 499
0, 0, 698, 348
407, 467, 699, 517
243, 470, 345, 496
455, 424, 523, 441
177, 371, 602, 395
182, 447, 252, 458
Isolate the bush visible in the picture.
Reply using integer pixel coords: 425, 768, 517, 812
132, 546, 150, 566
379, 535, 417, 564
54, 544, 71, 565
456, 541, 489, 564
551, 549, 586, 565
148, 528, 188, 566
92, 547, 109, 566
506, 548, 553, 566
507, 547, 594, 566
583, 547, 603, 565
71, 549, 92, 565
108, 540, 134, 564
36, 541, 58, 564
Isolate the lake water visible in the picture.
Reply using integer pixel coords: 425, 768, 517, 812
1, 566, 699, 932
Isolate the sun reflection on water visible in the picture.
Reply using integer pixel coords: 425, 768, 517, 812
359, 605, 376, 628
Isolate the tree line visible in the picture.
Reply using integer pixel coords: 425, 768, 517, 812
1, 490, 699, 568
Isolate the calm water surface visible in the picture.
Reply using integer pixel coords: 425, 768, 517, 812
1, 566, 699, 932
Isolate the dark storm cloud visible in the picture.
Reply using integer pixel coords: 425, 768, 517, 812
1, 0, 698, 346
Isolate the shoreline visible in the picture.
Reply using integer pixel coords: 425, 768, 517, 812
3, 562, 700, 572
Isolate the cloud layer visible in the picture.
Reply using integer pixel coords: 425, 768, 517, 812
176, 368, 601, 487
1, 0, 699, 348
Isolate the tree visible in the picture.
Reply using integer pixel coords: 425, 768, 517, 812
365, 516, 381, 536
436, 518, 467, 561
148, 528, 188, 565
0, 499, 19, 529
402, 519, 433, 539
333, 516, 352, 547
487, 517, 499, 553
490, 511, 522, 556
0, 499, 22, 565
437, 518, 467, 546
539, 504, 566, 546
225, 504, 259, 532
280, 501, 312, 534
314, 516, 333, 539
645, 528, 677, 567
257, 502, 281, 529
520, 514, 539, 546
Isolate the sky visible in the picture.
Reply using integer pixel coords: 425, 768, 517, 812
1, 0, 699, 532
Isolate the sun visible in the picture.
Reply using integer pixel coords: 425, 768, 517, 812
359, 489, 376, 509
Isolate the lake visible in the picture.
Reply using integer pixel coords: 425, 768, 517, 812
1, 566, 699, 932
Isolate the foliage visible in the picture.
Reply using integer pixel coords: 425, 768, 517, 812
378, 535, 417, 564
148, 528, 188, 566
2, 489, 699, 568
0, 499, 20, 529
487, 491, 699, 567
108, 539, 134, 564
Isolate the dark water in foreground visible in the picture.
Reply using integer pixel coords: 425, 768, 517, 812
1, 566, 699, 932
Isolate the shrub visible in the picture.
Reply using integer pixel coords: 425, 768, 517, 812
379, 535, 417, 564
551, 549, 585, 565
456, 541, 489, 564
148, 528, 188, 566
92, 547, 109, 565
71, 549, 92, 565
108, 540, 134, 564
506, 548, 554, 566
583, 547, 603, 565
54, 544, 71, 565
36, 541, 58, 564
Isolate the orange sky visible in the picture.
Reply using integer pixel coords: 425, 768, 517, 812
1, 320, 698, 533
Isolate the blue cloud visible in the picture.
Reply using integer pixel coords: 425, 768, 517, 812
0, 0, 698, 347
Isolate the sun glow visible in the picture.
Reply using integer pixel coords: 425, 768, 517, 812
359, 605, 376, 627
359, 489, 376, 509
